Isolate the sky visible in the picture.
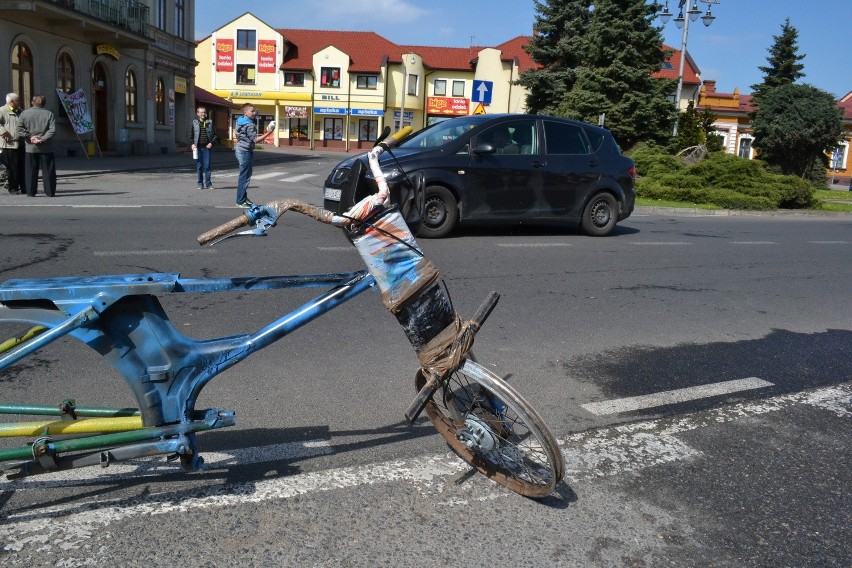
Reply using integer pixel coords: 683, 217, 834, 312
196, 0, 852, 99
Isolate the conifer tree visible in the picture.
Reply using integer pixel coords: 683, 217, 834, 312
750, 18, 805, 104
518, 0, 592, 114
557, 0, 674, 148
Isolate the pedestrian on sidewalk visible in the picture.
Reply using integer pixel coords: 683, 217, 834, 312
190, 106, 217, 190
18, 95, 56, 197
0, 93, 26, 194
233, 103, 273, 208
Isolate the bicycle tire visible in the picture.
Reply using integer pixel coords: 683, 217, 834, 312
417, 359, 564, 498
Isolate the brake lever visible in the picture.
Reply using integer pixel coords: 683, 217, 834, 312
209, 206, 278, 246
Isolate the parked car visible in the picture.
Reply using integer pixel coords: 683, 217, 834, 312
323, 114, 635, 237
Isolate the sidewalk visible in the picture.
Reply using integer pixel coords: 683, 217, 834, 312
55, 145, 350, 177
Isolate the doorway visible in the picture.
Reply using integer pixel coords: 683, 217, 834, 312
92, 62, 109, 150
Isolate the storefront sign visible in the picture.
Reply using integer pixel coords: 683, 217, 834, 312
285, 106, 307, 117
216, 39, 234, 72
257, 39, 277, 73
174, 76, 187, 94
313, 106, 346, 115
427, 96, 469, 115
95, 44, 120, 60
350, 108, 384, 116
393, 111, 414, 120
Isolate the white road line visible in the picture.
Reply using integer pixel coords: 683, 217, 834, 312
93, 249, 217, 257
213, 172, 239, 178
628, 241, 691, 246
279, 174, 318, 183
807, 240, 849, 244
317, 246, 353, 252
729, 241, 777, 245
250, 171, 289, 180
580, 377, 774, 415
497, 243, 572, 248
0, 384, 848, 552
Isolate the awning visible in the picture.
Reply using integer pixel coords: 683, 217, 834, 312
194, 86, 239, 109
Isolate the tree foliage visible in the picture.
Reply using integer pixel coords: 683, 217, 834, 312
521, 0, 674, 148
518, 0, 592, 115
751, 83, 842, 179
750, 18, 805, 105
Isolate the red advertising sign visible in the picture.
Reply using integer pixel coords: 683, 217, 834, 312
427, 97, 469, 115
257, 39, 277, 73
216, 39, 234, 72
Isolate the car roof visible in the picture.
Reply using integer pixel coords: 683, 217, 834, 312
447, 113, 611, 136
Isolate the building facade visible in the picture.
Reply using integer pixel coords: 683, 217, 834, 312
0, 0, 196, 156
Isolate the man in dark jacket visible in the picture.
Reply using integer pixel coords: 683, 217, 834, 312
190, 106, 217, 190
233, 103, 273, 208
18, 95, 56, 197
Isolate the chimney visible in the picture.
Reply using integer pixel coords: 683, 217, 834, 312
703, 80, 716, 94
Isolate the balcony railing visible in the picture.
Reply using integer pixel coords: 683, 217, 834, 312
51, 0, 150, 37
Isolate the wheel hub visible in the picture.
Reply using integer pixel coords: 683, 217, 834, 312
459, 414, 499, 452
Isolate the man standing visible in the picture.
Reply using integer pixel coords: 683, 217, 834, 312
190, 106, 217, 190
0, 93, 25, 194
18, 95, 56, 197
233, 103, 273, 208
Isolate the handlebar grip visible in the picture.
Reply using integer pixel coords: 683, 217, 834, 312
470, 291, 500, 327
384, 126, 412, 149
197, 213, 251, 245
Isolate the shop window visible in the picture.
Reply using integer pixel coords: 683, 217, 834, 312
237, 29, 256, 50
289, 117, 308, 139
358, 119, 378, 141
320, 67, 340, 88
407, 74, 418, 96
11, 42, 34, 104
155, 77, 166, 125
357, 75, 377, 90
323, 117, 343, 140
57, 52, 75, 93
284, 72, 304, 86
125, 69, 138, 123
452, 80, 465, 97
236, 64, 256, 85
433, 79, 446, 96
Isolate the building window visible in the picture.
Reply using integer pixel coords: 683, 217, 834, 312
175, 0, 185, 38
125, 69, 138, 123
289, 117, 308, 139
155, 77, 166, 125
358, 119, 378, 141
738, 137, 753, 159
357, 75, 377, 89
452, 80, 465, 97
236, 64, 256, 85
323, 117, 343, 140
11, 42, 34, 105
433, 79, 446, 96
284, 72, 304, 86
57, 52, 75, 93
237, 29, 256, 50
831, 144, 848, 170
156, 0, 166, 30
320, 67, 340, 88
407, 74, 418, 96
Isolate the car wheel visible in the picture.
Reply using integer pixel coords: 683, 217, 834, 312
581, 192, 618, 236
418, 186, 458, 238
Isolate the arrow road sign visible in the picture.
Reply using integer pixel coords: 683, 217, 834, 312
472, 80, 493, 104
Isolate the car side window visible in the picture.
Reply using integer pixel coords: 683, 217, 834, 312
508, 120, 537, 155
582, 127, 605, 153
543, 121, 590, 155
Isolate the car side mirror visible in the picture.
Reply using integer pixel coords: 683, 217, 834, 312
472, 143, 496, 155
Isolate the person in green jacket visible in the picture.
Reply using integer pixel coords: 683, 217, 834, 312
18, 95, 56, 197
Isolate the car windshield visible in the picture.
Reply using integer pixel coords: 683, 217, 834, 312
398, 116, 490, 149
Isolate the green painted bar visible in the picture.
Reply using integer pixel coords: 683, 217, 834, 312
0, 404, 141, 417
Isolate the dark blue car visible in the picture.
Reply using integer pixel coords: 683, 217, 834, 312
323, 114, 635, 237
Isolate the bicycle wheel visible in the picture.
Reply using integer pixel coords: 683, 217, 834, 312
417, 359, 564, 498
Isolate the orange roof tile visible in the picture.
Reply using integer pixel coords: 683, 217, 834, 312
401, 45, 478, 70
652, 44, 701, 85
277, 29, 403, 73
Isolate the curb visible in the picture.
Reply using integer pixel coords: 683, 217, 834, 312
634, 206, 851, 218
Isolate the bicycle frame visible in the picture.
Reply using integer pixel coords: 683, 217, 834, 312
0, 270, 376, 471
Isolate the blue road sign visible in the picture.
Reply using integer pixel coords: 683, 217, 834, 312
472, 80, 493, 104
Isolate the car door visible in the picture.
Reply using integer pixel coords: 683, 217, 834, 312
461, 119, 544, 219
540, 119, 601, 218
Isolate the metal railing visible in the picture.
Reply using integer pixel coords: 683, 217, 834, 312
51, 0, 150, 37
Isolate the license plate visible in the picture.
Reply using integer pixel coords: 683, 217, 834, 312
324, 187, 342, 201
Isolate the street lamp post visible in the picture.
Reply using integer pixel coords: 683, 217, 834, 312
659, 0, 719, 137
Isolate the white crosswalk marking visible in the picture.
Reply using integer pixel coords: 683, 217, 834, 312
279, 174, 318, 183
251, 171, 289, 180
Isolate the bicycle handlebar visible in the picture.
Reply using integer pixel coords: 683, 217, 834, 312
197, 212, 251, 245
378, 125, 412, 151
197, 199, 339, 245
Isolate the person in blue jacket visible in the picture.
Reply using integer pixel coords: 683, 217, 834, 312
233, 103, 273, 208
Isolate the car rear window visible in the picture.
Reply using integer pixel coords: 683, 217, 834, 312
543, 121, 590, 155
582, 127, 605, 152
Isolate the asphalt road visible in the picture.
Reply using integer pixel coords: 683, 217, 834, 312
0, 161, 849, 567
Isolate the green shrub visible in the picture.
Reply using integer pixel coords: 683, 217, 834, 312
629, 146, 816, 210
